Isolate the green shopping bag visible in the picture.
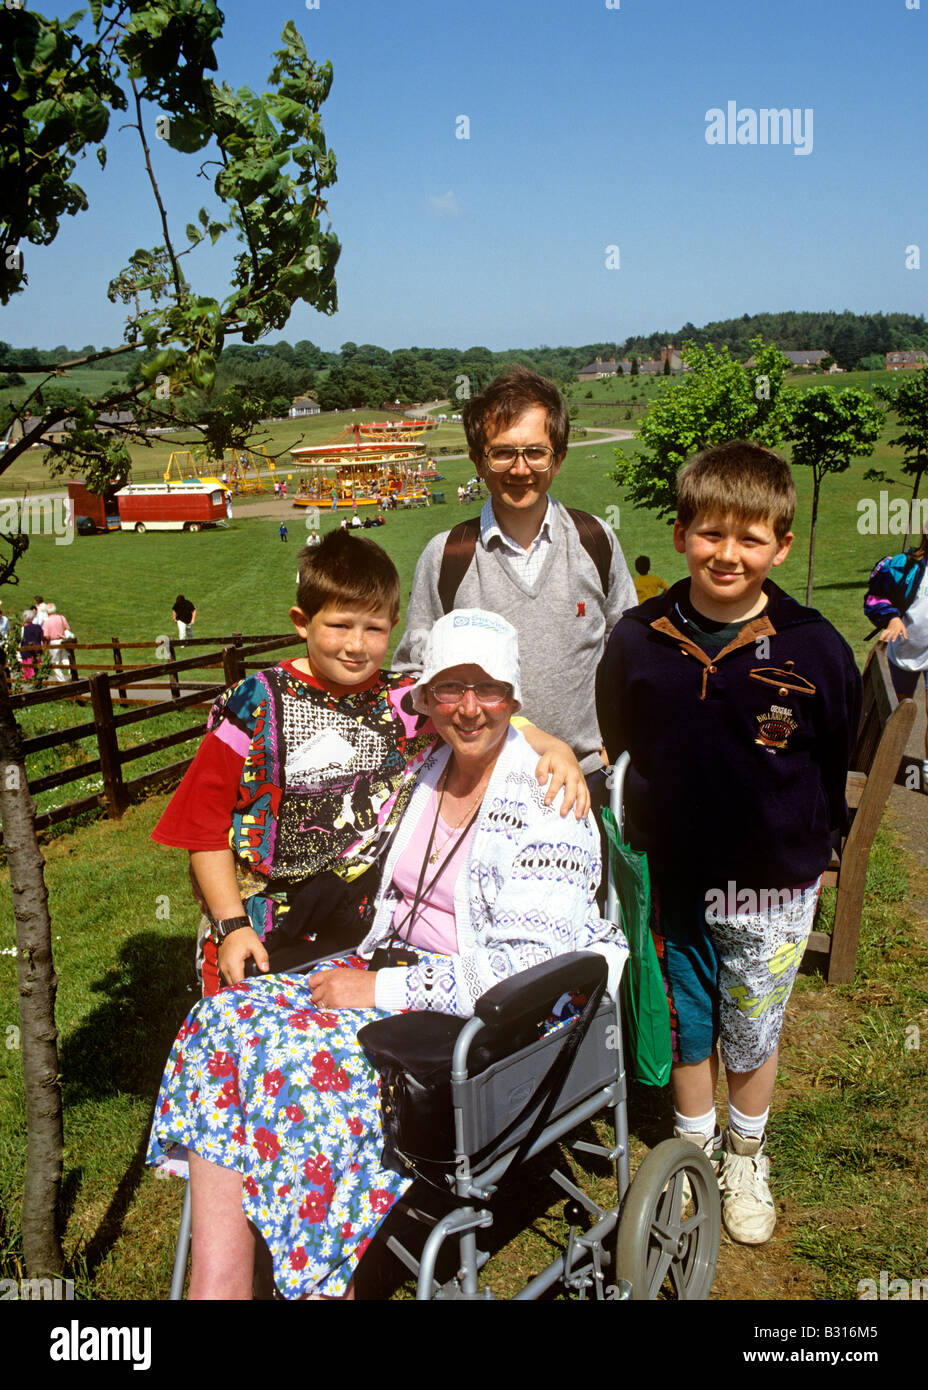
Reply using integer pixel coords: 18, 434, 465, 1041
602, 807, 672, 1087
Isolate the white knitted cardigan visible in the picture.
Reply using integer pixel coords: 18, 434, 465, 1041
360, 725, 623, 1016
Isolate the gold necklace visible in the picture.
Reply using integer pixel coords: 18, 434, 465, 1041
428, 767, 489, 863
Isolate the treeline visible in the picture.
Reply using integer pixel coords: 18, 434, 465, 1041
142, 341, 624, 414
3, 310, 926, 413
184, 341, 624, 412
621, 311, 928, 371
0, 340, 598, 412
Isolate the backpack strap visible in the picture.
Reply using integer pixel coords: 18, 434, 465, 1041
436, 508, 613, 614
564, 508, 612, 594
437, 516, 481, 614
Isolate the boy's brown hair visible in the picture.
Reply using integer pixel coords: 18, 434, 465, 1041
676, 440, 796, 542
296, 530, 400, 619
463, 364, 570, 464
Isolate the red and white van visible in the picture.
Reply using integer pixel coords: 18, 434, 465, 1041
115, 481, 228, 532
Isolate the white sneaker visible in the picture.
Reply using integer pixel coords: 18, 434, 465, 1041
673, 1126, 722, 1161
673, 1126, 721, 1205
718, 1128, 776, 1244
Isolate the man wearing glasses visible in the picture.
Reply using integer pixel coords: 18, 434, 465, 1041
393, 365, 635, 807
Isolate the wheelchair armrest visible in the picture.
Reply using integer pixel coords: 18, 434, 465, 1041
474, 951, 607, 1035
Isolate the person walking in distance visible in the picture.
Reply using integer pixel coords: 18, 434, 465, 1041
173, 594, 196, 641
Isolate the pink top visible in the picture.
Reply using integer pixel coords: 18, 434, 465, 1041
388, 782, 478, 955
43, 613, 69, 641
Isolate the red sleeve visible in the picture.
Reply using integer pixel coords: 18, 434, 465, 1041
151, 732, 244, 851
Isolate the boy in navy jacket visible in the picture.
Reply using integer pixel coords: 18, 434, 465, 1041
596, 441, 861, 1245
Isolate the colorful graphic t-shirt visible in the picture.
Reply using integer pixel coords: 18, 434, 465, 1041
153, 660, 438, 935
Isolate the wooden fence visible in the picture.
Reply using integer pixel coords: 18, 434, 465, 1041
0, 632, 302, 842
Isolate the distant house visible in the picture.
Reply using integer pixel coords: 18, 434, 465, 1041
3, 415, 72, 447
744, 349, 834, 371
638, 346, 684, 375
886, 350, 928, 371
577, 357, 619, 382
96, 410, 135, 434
577, 345, 684, 381
1, 408, 135, 450
782, 350, 829, 368
290, 395, 321, 417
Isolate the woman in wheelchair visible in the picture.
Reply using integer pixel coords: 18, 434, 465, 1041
147, 609, 622, 1299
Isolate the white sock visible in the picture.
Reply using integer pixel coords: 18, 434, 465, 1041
727, 1102, 768, 1141
674, 1106, 716, 1140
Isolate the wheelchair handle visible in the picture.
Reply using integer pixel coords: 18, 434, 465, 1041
605, 751, 630, 926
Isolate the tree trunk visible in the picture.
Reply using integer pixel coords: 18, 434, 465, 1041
806, 473, 821, 606
0, 685, 64, 1277
903, 462, 926, 551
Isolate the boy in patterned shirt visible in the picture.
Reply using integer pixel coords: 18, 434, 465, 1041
153, 530, 584, 994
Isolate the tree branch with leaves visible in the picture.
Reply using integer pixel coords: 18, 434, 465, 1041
612, 337, 793, 519
784, 386, 884, 604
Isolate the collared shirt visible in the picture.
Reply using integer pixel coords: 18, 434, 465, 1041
480, 497, 555, 589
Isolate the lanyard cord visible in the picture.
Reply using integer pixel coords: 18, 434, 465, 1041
387, 778, 485, 948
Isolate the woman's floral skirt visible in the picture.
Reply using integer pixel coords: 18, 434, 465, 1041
147, 956, 418, 1299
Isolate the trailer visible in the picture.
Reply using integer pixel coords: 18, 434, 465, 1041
115, 480, 229, 532
67, 480, 121, 533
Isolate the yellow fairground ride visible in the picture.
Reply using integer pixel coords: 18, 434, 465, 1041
164, 446, 276, 494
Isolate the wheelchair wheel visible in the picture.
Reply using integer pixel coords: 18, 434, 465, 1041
614, 1139, 720, 1300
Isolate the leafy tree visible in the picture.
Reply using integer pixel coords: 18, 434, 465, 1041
1, 0, 339, 512
875, 370, 928, 544
785, 386, 884, 603
613, 338, 792, 519
0, 0, 340, 1282
315, 365, 349, 412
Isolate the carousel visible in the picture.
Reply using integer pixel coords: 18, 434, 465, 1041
289, 435, 432, 508
355, 417, 438, 442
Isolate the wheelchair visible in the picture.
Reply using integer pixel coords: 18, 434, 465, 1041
169, 757, 721, 1301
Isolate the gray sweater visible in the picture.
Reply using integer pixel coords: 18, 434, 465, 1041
392, 500, 636, 773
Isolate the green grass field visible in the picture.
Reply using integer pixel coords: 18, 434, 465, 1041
0, 405, 916, 672
0, 367, 131, 412
2, 380, 927, 1301
0, 402, 915, 858
0, 408, 468, 495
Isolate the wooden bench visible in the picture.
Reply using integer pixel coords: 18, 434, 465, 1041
805, 644, 916, 982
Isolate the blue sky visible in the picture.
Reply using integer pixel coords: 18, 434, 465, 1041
3, 0, 927, 352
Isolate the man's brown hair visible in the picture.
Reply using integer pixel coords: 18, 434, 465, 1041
462, 364, 570, 464
676, 441, 796, 542
296, 530, 400, 619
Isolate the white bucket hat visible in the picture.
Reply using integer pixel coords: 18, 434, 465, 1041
409, 609, 522, 713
